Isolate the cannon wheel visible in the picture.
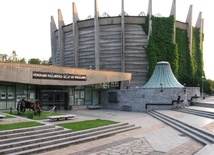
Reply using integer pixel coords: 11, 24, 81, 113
17, 100, 26, 115
34, 108, 41, 116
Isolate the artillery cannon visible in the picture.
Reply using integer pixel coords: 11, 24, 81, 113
17, 98, 42, 116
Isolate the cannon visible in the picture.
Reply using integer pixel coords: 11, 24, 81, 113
17, 98, 42, 116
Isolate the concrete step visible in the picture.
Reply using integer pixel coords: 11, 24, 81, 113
148, 110, 214, 145
0, 122, 129, 144
175, 107, 214, 115
173, 108, 214, 119
0, 125, 64, 140
153, 111, 214, 142
0, 123, 132, 150
0, 128, 71, 149
195, 144, 214, 155
0, 123, 140, 155
9, 125, 140, 155
0, 124, 55, 135
195, 102, 214, 108
148, 112, 209, 145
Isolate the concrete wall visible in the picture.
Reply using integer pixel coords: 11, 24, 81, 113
51, 0, 203, 87
52, 16, 148, 87
176, 21, 188, 30
100, 87, 200, 112
0, 62, 131, 86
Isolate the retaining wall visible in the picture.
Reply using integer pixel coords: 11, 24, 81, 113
100, 87, 200, 112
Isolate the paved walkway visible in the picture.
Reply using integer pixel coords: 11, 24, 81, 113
197, 96, 214, 104
39, 107, 214, 155
1, 98, 214, 155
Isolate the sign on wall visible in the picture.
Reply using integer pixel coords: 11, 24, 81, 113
32, 71, 86, 81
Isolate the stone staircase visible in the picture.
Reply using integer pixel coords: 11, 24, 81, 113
0, 122, 140, 155
147, 110, 214, 145
147, 110, 214, 155
195, 102, 214, 108
173, 108, 214, 119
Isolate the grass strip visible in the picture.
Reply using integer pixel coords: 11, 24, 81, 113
5, 115, 15, 118
58, 119, 118, 131
0, 121, 43, 131
5, 111, 62, 120
0, 113, 15, 118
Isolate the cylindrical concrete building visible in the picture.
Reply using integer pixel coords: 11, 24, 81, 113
50, 0, 203, 88
51, 0, 149, 88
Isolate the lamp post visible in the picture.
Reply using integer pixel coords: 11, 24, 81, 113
202, 76, 204, 99
160, 83, 163, 92
183, 83, 186, 93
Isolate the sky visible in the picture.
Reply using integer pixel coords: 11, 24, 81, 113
0, 0, 213, 80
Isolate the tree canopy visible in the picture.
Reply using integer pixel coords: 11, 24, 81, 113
0, 51, 51, 65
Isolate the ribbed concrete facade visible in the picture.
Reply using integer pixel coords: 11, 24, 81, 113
50, 0, 203, 88
51, 16, 147, 87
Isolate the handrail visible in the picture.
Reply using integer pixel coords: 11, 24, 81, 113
145, 95, 199, 109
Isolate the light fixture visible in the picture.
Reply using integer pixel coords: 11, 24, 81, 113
160, 83, 163, 92
183, 83, 186, 93
202, 76, 205, 99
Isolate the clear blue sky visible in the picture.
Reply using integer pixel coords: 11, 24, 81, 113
0, 0, 213, 80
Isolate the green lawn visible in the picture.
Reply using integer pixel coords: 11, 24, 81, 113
0, 121, 44, 131
5, 111, 62, 120
0, 113, 15, 118
5, 114, 15, 118
58, 119, 118, 131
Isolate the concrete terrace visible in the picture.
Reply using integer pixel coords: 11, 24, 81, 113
0, 97, 214, 155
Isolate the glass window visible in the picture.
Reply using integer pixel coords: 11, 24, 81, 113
0, 86, 6, 99
93, 91, 99, 105
7, 100, 15, 109
8, 93, 13, 99
0, 101, 6, 109
7, 87, 15, 99
0, 93, 6, 99
85, 89, 92, 105
75, 86, 84, 90
16, 84, 25, 95
102, 82, 120, 89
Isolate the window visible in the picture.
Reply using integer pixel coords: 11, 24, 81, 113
1, 93, 6, 99
102, 82, 120, 89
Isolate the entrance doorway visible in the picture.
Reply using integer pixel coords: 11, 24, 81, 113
41, 92, 68, 110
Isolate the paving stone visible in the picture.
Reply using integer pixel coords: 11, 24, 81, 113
2, 100, 214, 155
164, 140, 203, 155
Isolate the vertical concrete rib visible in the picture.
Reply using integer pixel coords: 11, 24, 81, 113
94, 0, 100, 70
72, 2, 79, 68
195, 12, 202, 28
195, 12, 203, 49
50, 16, 57, 65
186, 5, 193, 53
147, 0, 152, 41
202, 18, 204, 34
170, 0, 176, 42
121, 0, 125, 72
58, 9, 65, 66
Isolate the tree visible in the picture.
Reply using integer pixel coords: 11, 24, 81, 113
1, 52, 50, 65
18, 58, 27, 64
41, 59, 48, 65
48, 57, 52, 65
41, 57, 52, 65
28, 58, 41, 64
6, 51, 18, 62
0, 54, 8, 61
210, 80, 214, 90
